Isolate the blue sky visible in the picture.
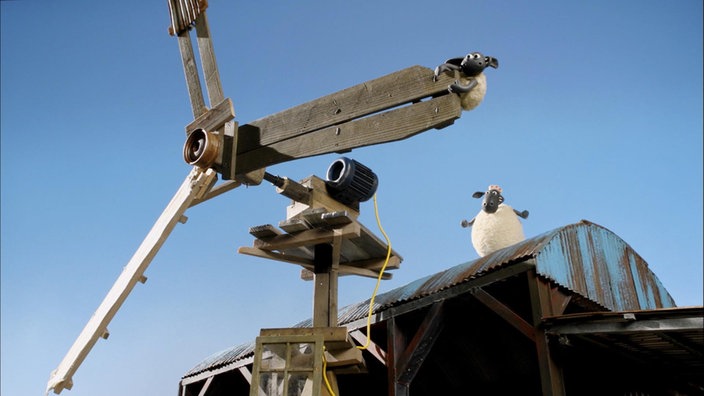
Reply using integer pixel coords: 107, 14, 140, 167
1, 1, 702, 395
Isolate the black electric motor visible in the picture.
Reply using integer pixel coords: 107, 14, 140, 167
325, 157, 378, 206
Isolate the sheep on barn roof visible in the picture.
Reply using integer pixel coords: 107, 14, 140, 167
461, 185, 529, 257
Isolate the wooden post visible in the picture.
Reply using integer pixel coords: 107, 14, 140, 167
527, 270, 566, 396
312, 231, 342, 328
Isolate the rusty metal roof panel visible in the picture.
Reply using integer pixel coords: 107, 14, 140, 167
535, 220, 676, 310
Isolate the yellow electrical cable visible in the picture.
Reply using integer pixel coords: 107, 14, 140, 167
321, 193, 390, 396
356, 193, 392, 351
322, 346, 336, 396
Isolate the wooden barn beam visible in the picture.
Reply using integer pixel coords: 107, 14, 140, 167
197, 376, 213, 396
349, 330, 387, 365
386, 316, 406, 396
387, 302, 445, 396
378, 261, 535, 322
473, 288, 535, 341
396, 301, 445, 386
527, 270, 566, 396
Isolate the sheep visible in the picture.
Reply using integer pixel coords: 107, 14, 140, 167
461, 185, 529, 257
434, 52, 499, 111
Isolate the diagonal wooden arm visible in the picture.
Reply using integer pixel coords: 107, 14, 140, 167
46, 167, 217, 395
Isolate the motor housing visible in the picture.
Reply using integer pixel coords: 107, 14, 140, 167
325, 157, 378, 206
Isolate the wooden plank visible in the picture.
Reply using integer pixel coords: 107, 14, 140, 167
238, 246, 314, 267
279, 218, 311, 233
177, 31, 207, 118
235, 94, 461, 174
185, 98, 235, 134
237, 65, 455, 149
346, 256, 401, 272
194, 12, 225, 106
248, 224, 282, 238
46, 167, 217, 395
338, 265, 392, 279
253, 223, 361, 251
349, 330, 387, 365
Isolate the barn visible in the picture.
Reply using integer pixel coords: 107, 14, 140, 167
178, 220, 704, 395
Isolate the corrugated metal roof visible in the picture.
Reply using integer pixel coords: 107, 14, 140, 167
182, 220, 677, 379
535, 220, 676, 311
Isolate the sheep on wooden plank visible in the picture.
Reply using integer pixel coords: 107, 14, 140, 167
434, 52, 499, 111
461, 185, 529, 257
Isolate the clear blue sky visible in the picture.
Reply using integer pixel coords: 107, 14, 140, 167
2, 1, 702, 395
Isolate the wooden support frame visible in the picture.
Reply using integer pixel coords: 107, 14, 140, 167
527, 269, 567, 396
387, 302, 445, 396
473, 287, 535, 341
349, 330, 387, 365
312, 232, 342, 328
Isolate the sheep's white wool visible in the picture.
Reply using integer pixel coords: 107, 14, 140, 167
458, 72, 487, 111
471, 203, 525, 257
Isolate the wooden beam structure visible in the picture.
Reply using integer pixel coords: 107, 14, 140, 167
49, 1, 474, 391
387, 302, 446, 396
233, 66, 461, 175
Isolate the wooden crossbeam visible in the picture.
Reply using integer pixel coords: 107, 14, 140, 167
233, 66, 461, 174
239, 65, 455, 148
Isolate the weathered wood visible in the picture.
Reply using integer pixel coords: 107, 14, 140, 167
239, 65, 455, 148
194, 12, 225, 106
238, 246, 314, 267
248, 224, 282, 238
396, 302, 445, 386
349, 330, 387, 365
527, 270, 566, 396
259, 327, 351, 350
189, 178, 241, 208
177, 31, 207, 118
236, 93, 462, 174
313, 232, 341, 328
185, 98, 235, 134
386, 316, 407, 396
253, 223, 361, 252
46, 167, 217, 395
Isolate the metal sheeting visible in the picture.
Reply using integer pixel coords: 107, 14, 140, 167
535, 220, 676, 311
182, 342, 254, 379
182, 220, 678, 379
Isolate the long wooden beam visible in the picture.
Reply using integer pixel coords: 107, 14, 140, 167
239, 65, 455, 148
46, 167, 217, 394
234, 66, 461, 174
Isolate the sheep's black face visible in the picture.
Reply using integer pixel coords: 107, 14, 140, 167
482, 189, 504, 214
460, 52, 499, 77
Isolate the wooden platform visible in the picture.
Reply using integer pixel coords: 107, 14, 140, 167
239, 209, 401, 280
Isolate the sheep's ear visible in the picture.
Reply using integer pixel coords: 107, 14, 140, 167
472, 191, 484, 199
487, 57, 499, 69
